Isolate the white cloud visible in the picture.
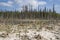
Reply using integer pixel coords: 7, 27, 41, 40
38, 1, 47, 5
0, 0, 47, 11
15, 0, 47, 9
8, 1, 13, 4
0, 1, 13, 7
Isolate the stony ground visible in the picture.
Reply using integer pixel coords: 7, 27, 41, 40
0, 20, 60, 40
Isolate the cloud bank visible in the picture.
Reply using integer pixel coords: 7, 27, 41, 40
14, 0, 47, 9
0, 1, 13, 7
0, 0, 47, 11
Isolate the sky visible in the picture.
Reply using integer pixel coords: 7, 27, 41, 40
0, 0, 60, 13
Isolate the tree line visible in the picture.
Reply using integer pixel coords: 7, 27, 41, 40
0, 4, 60, 20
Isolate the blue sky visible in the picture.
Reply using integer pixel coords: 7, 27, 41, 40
0, 0, 60, 13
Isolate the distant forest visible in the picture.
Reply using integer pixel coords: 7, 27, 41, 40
0, 4, 60, 20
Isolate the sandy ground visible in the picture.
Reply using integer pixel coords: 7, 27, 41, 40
0, 22, 60, 40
